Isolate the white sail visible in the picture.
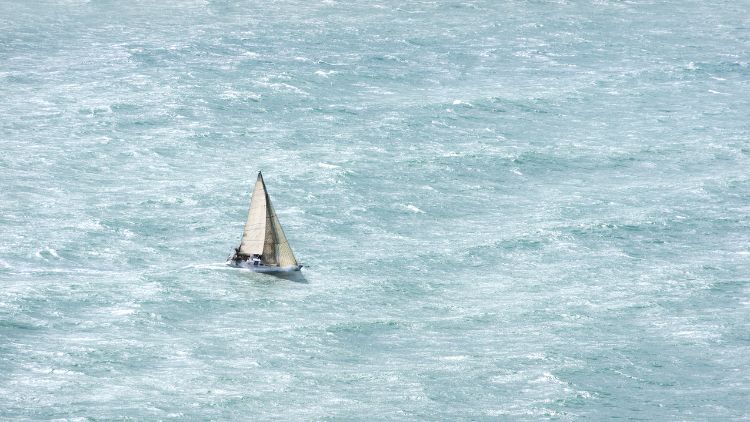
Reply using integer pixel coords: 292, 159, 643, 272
268, 196, 298, 267
237, 172, 299, 268
238, 173, 268, 256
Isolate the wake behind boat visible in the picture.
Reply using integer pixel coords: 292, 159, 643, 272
228, 172, 302, 272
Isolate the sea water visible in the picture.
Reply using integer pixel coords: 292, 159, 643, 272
1, 1, 749, 419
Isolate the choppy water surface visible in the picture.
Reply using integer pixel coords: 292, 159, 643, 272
1, 1, 749, 419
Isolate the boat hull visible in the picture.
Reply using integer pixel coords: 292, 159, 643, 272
227, 260, 302, 273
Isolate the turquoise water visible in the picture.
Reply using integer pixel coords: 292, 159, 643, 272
2, 1, 749, 419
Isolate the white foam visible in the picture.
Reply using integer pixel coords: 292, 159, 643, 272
314, 70, 337, 78
399, 204, 425, 213
438, 355, 468, 361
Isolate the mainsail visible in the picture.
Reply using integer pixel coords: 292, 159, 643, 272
238, 172, 298, 267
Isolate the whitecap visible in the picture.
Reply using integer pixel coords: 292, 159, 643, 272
438, 355, 468, 361
314, 70, 337, 78
398, 204, 425, 213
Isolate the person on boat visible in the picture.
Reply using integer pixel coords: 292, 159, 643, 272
231, 247, 244, 262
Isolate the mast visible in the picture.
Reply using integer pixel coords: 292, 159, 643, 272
261, 174, 278, 265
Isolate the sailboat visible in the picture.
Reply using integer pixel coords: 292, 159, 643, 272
228, 171, 303, 272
